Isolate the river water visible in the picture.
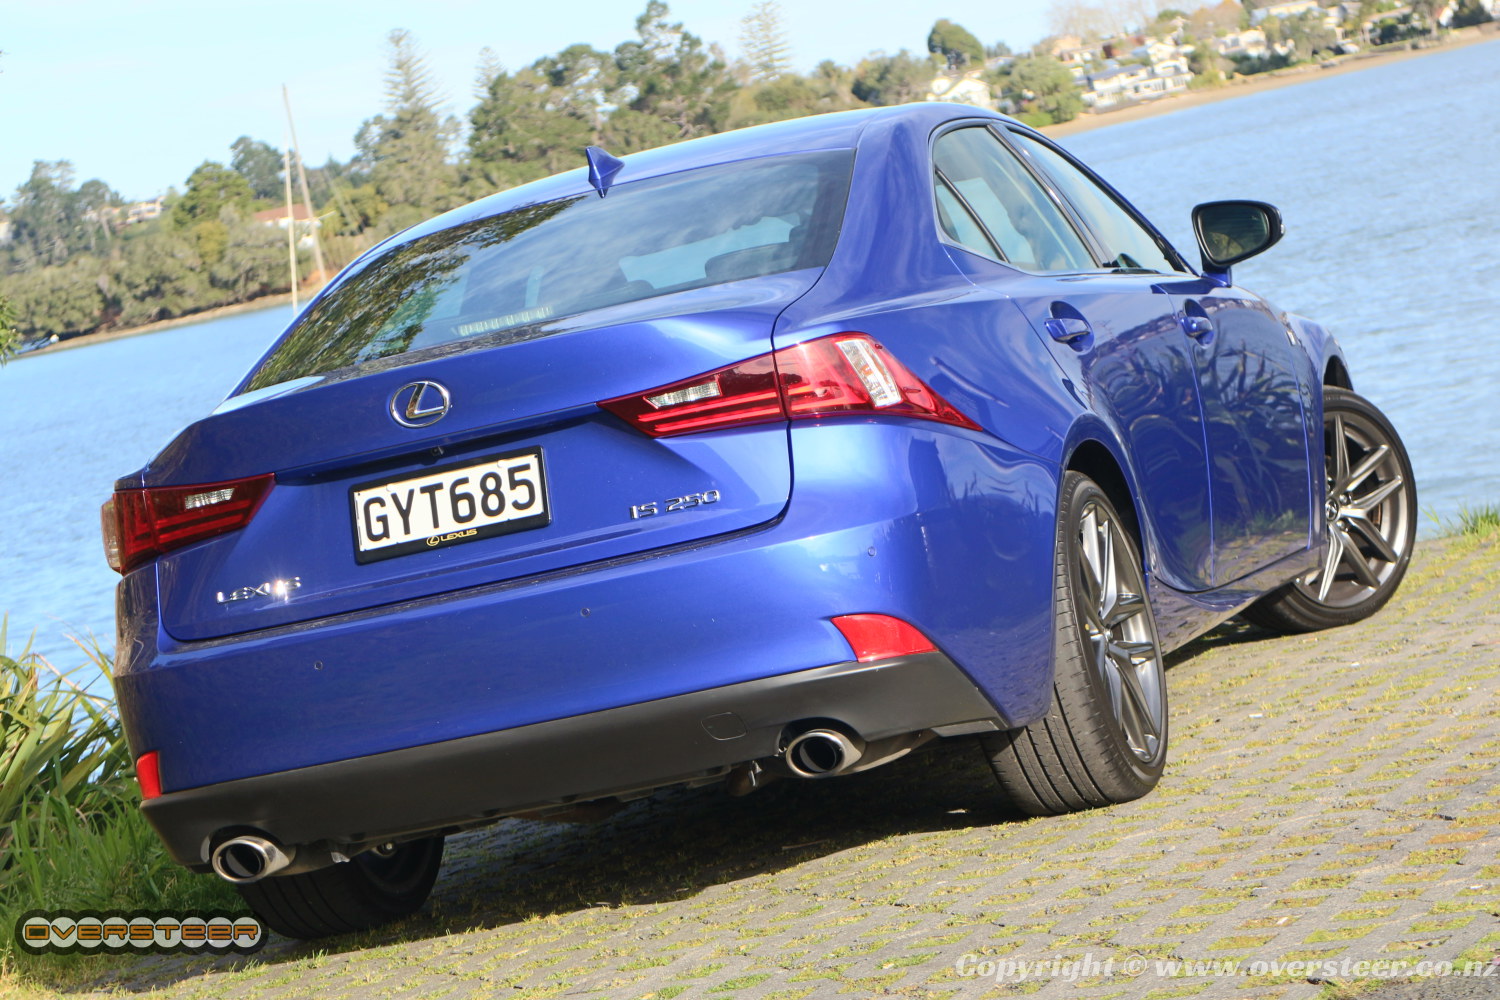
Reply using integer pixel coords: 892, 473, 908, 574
2, 38, 1496, 670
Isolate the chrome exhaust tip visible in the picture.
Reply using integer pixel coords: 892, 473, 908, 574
210, 835, 296, 884
784, 728, 865, 778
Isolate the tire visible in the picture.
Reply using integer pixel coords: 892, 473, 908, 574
1241, 387, 1416, 634
236, 835, 444, 940
980, 471, 1168, 816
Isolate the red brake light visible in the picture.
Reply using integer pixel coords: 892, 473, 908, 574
831, 614, 939, 663
598, 333, 980, 437
135, 750, 163, 800
103, 474, 274, 574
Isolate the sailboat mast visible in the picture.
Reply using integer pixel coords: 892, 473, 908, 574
282, 84, 328, 287
283, 142, 298, 313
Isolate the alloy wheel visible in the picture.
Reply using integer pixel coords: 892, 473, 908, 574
1074, 501, 1165, 763
1295, 407, 1412, 609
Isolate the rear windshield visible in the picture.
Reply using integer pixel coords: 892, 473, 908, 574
244, 150, 854, 391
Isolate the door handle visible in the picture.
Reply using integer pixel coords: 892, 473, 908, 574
1179, 315, 1214, 339
1045, 316, 1092, 343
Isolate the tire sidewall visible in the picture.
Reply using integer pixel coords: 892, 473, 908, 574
1057, 471, 1169, 787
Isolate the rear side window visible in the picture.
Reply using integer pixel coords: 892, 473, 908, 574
245, 150, 854, 391
932, 127, 1095, 272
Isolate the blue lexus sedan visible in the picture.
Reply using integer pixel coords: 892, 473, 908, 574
103, 103, 1415, 938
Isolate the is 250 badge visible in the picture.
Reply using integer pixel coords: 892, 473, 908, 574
630, 490, 721, 519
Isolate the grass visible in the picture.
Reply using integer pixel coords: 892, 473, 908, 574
0, 620, 242, 990
1455, 503, 1500, 538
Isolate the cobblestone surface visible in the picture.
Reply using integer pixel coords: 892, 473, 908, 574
67, 534, 1500, 999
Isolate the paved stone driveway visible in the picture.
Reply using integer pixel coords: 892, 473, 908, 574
77, 535, 1499, 1000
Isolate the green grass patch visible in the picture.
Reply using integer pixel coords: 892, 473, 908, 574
1453, 503, 1500, 537
0, 622, 242, 989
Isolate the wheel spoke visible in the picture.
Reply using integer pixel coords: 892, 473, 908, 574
1342, 444, 1390, 494
1104, 591, 1145, 629
1111, 638, 1157, 661
1328, 412, 1349, 492
1350, 474, 1404, 512
1315, 526, 1345, 603
1113, 652, 1160, 752
1097, 515, 1120, 624
1344, 512, 1399, 564
1078, 508, 1105, 607
1342, 527, 1383, 589
1094, 637, 1123, 716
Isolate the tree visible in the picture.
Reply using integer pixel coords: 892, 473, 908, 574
171, 161, 253, 227
0, 255, 108, 338
8, 161, 80, 268
1452, 0, 1493, 26
614, 2, 737, 140
999, 54, 1084, 126
107, 226, 210, 327
359, 29, 460, 219
928, 18, 984, 69
467, 65, 595, 192
230, 137, 285, 202
1184, 34, 1228, 87
725, 63, 862, 129
0, 292, 17, 361
1280, 9, 1340, 56
851, 50, 932, 106
1188, 0, 1249, 38
1046, 1, 1120, 41
739, 0, 792, 82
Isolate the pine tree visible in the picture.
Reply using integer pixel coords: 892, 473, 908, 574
738, 1, 792, 82
359, 29, 460, 223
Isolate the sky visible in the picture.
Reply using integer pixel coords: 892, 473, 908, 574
0, 0, 1056, 203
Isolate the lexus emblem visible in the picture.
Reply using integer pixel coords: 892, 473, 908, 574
389, 381, 451, 428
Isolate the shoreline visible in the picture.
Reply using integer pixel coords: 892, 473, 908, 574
13, 287, 324, 360
1043, 24, 1498, 139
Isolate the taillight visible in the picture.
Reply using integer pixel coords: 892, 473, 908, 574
598, 333, 980, 437
102, 474, 274, 574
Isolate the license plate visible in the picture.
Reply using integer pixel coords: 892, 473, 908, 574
350, 448, 550, 563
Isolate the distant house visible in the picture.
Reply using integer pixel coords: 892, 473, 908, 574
926, 71, 994, 109
1050, 34, 1103, 66
1249, 0, 1322, 24
1132, 38, 1186, 64
1213, 29, 1270, 57
123, 197, 164, 225
1082, 59, 1192, 109
254, 203, 324, 248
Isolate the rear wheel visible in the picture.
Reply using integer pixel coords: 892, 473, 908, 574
981, 471, 1168, 816
236, 835, 444, 940
1242, 387, 1415, 634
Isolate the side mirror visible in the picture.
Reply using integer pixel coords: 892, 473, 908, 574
1191, 200, 1284, 283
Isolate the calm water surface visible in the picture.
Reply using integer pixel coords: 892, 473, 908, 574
2, 39, 1496, 669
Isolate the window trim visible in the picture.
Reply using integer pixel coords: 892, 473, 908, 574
934, 166, 1007, 262
997, 124, 1191, 275
927, 119, 1102, 276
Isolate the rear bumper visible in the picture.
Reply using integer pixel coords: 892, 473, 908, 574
115, 422, 1059, 795
143, 651, 1001, 869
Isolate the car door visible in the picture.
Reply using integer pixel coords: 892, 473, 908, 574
1004, 127, 1313, 583
931, 123, 1216, 593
